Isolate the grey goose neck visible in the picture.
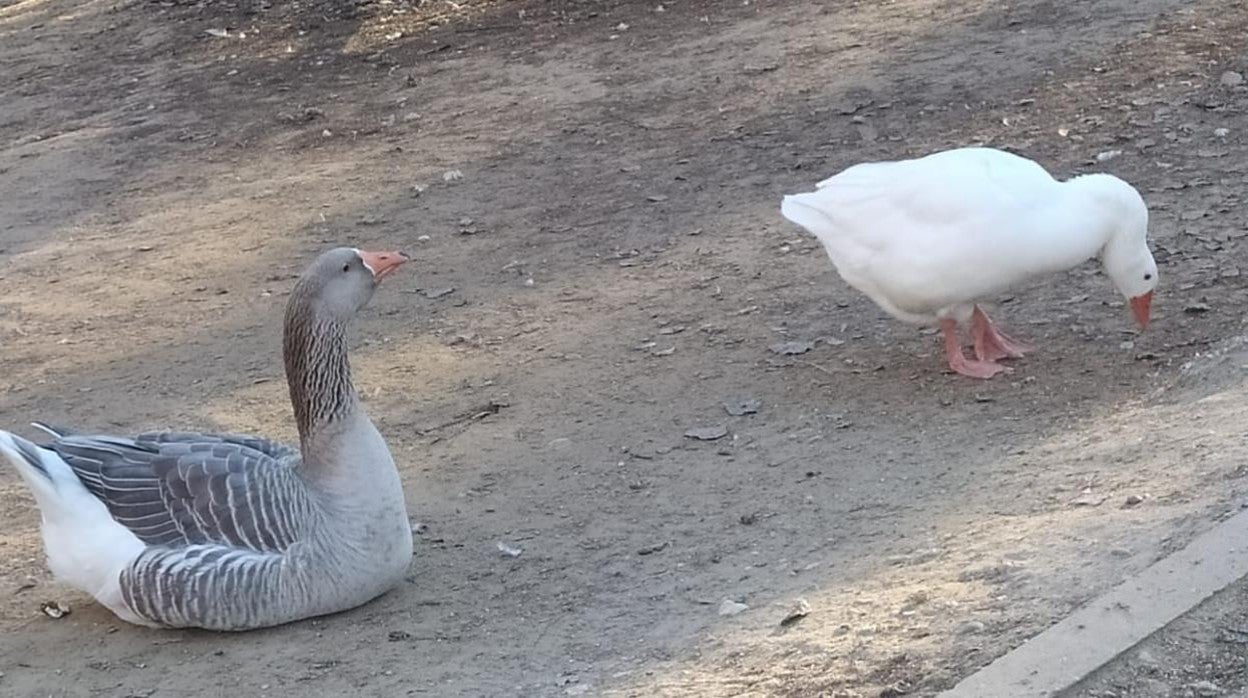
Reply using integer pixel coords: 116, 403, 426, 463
283, 280, 357, 446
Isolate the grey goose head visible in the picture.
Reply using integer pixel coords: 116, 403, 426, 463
290, 247, 410, 320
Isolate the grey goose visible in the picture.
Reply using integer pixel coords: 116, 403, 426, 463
0, 247, 414, 630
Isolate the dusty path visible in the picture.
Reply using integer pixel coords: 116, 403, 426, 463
1065, 574, 1248, 698
1, 0, 1247, 695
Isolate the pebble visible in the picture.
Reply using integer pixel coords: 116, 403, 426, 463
780, 598, 811, 626
723, 398, 761, 416
1191, 679, 1222, 697
955, 620, 986, 635
768, 340, 813, 355
1220, 70, 1244, 88
685, 425, 728, 441
496, 541, 523, 558
718, 599, 749, 616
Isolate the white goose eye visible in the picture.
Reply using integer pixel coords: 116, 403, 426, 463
1144, 273, 1152, 281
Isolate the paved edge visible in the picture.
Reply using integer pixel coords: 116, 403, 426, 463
939, 506, 1248, 698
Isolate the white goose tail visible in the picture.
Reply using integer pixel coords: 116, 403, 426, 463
0, 429, 145, 608
780, 191, 842, 241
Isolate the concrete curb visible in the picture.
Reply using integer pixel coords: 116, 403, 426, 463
940, 506, 1248, 698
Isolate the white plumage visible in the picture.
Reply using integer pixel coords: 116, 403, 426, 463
781, 147, 1158, 378
0, 431, 149, 625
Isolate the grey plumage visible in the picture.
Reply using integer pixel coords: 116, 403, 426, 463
49, 430, 309, 550
0, 247, 414, 631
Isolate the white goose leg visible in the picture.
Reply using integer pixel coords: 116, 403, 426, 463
940, 318, 1009, 379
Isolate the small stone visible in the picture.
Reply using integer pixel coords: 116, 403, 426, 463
780, 599, 811, 626
423, 287, 455, 299
956, 620, 986, 635
1071, 493, 1107, 507
1124, 494, 1144, 507
636, 541, 669, 556
1095, 149, 1122, 162
1184, 302, 1212, 314
723, 398, 761, 416
442, 169, 464, 182
1220, 71, 1244, 88
1191, 679, 1222, 697
388, 630, 413, 641
768, 340, 813, 355
1214, 127, 1230, 138
40, 601, 70, 619
496, 541, 523, 558
718, 599, 749, 616
684, 425, 728, 441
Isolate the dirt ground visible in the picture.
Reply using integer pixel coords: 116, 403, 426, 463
1, 0, 1247, 696
1067, 570, 1248, 698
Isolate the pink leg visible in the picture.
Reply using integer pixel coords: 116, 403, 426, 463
941, 318, 1009, 379
971, 305, 1031, 363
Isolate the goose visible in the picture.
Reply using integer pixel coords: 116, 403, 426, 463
780, 147, 1158, 378
0, 247, 414, 630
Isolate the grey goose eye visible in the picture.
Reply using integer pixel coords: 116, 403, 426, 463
342, 263, 351, 273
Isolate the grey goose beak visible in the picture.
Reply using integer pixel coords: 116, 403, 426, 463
358, 250, 410, 281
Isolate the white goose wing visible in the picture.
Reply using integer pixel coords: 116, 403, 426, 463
791, 148, 1058, 247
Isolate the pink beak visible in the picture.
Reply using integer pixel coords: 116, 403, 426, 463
358, 250, 409, 281
1130, 291, 1153, 330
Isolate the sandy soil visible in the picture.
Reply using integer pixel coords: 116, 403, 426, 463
1, 0, 1247, 695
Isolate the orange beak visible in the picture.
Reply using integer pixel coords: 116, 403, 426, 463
358, 250, 409, 281
1129, 291, 1153, 330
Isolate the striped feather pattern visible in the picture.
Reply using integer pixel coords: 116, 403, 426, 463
48, 431, 311, 551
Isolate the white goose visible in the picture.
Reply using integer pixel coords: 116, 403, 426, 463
0, 247, 414, 630
780, 147, 1158, 378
